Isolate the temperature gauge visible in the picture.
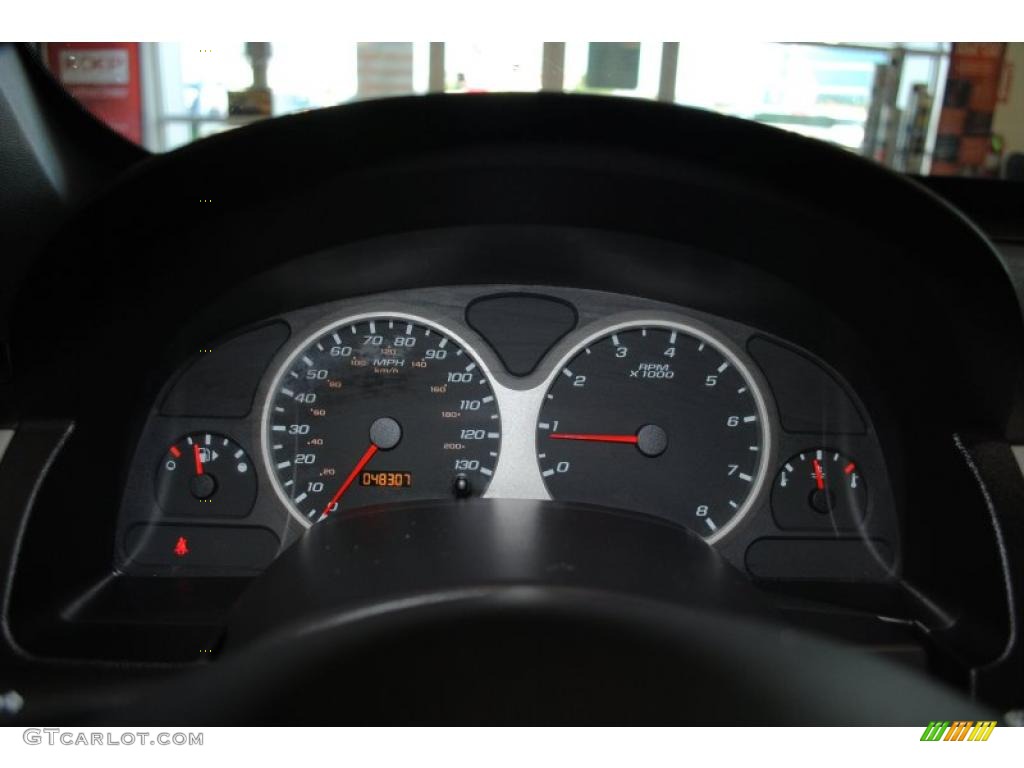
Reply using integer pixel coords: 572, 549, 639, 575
772, 449, 866, 531
156, 432, 257, 518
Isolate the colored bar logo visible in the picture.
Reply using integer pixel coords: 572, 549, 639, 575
920, 721, 996, 741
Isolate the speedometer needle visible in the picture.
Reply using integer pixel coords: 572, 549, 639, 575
549, 433, 639, 444
320, 443, 379, 520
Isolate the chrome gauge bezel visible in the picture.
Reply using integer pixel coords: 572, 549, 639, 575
254, 296, 776, 546
259, 311, 503, 529
530, 316, 773, 544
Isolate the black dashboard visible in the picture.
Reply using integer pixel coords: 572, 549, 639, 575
1, 68, 1022, 722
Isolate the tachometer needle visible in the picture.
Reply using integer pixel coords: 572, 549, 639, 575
320, 443, 379, 519
812, 458, 825, 490
193, 443, 205, 476
549, 433, 639, 444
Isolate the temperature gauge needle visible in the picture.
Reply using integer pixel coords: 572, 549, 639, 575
193, 443, 205, 476
549, 433, 639, 444
320, 443, 379, 519
812, 458, 825, 490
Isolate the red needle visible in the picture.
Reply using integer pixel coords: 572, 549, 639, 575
549, 433, 639, 444
320, 444, 379, 519
193, 443, 204, 476
812, 458, 825, 490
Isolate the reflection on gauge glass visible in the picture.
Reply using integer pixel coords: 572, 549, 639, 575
156, 432, 256, 518
263, 316, 501, 526
772, 449, 867, 531
536, 322, 769, 541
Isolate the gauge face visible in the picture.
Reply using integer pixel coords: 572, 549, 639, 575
536, 323, 768, 541
264, 316, 500, 526
156, 432, 256, 518
772, 449, 867, 530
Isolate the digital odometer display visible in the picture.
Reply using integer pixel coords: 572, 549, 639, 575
264, 316, 500, 525
536, 323, 768, 541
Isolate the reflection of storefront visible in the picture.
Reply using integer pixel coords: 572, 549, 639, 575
43, 43, 143, 144
932, 43, 1006, 176
41, 41, 988, 176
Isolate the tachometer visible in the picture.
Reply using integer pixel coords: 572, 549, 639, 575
536, 322, 769, 541
263, 316, 500, 526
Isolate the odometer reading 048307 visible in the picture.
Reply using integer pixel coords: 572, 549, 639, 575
536, 323, 768, 541
264, 316, 500, 526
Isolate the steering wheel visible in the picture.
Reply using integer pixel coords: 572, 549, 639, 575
104, 500, 994, 724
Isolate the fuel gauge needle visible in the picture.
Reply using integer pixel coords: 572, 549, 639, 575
193, 443, 205, 476
320, 443, 379, 520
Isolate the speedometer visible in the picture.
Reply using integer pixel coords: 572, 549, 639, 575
263, 315, 500, 526
535, 322, 769, 542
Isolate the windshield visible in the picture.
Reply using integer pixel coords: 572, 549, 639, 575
36, 41, 1020, 177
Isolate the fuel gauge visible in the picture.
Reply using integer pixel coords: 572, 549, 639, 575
772, 449, 866, 531
156, 432, 257, 518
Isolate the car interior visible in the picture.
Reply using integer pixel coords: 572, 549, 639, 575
0, 41, 1022, 724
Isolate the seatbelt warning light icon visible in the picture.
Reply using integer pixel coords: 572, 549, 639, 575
173, 536, 190, 557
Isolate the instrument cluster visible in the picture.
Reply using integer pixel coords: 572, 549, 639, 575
116, 286, 899, 581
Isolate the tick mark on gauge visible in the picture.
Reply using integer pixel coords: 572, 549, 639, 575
717, 362, 730, 373
705, 518, 718, 531
482, 395, 495, 403
281, 387, 294, 397
438, 338, 448, 348
743, 415, 757, 423
738, 473, 752, 482
302, 355, 314, 367
332, 332, 342, 345
542, 469, 555, 477
562, 368, 573, 378
272, 425, 286, 432
277, 461, 291, 469
368, 321, 376, 333
465, 362, 476, 372
294, 492, 308, 503
479, 467, 493, 476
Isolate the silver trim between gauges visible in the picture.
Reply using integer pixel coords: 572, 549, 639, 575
259, 305, 774, 544
519, 316, 773, 544
259, 311, 503, 529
